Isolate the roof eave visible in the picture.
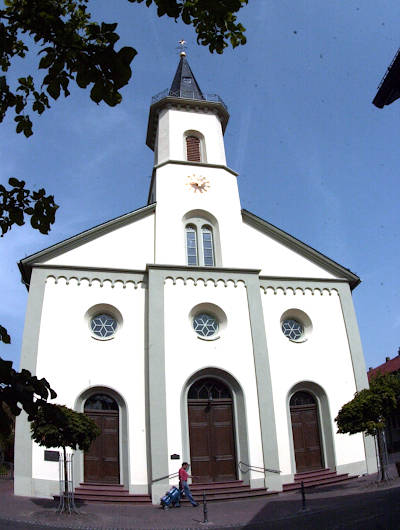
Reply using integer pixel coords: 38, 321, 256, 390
146, 96, 229, 151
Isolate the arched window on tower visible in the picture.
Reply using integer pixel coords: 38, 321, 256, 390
201, 225, 214, 266
184, 131, 206, 162
184, 215, 218, 267
186, 225, 198, 266
186, 136, 201, 162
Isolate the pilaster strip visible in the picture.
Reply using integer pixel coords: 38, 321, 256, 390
336, 283, 377, 473
245, 275, 281, 489
147, 268, 169, 498
14, 268, 48, 495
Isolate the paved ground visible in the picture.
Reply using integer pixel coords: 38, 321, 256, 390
1, 463, 399, 529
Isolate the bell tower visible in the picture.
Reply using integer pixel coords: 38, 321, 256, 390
146, 52, 243, 267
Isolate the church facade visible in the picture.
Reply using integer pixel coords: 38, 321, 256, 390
14, 54, 377, 503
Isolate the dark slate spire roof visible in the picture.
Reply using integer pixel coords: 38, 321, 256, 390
169, 52, 204, 100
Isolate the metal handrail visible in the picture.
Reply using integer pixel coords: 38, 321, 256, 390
152, 471, 179, 483
238, 461, 281, 475
151, 88, 228, 111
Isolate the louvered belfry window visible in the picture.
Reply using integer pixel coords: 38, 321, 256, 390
186, 135, 201, 162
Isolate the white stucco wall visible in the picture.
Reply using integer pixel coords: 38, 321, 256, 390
155, 108, 226, 166
32, 277, 148, 490
45, 212, 154, 270
240, 221, 337, 279
163, 279, 265, 485
261, 288, 366, 476
154, 164, 243, 267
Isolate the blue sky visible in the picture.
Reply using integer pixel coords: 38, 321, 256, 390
1, 1, 399, 372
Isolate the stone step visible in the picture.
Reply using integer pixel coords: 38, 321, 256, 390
293, 468, 332, 480
191, 480, 244, 490
293, 470, 338, 484
283, 473, 357, 491
73, 493, 151, 504
77, 483, 126, 491
181, 487, 278, 503
67, 483, 152, 504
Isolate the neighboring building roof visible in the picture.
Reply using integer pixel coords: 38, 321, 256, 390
18, 203, 156, 287
368, 353, 400, 379
169, 53, 204, 100
373, 47, 400, 108
242, 209, 361, 290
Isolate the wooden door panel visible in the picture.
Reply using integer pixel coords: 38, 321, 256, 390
188, 404, 212, 483
84, 411, 119, 483
291, 405, 323, 473
188, 400, 236, 483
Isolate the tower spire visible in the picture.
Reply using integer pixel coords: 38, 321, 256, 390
169, 51, 204, 101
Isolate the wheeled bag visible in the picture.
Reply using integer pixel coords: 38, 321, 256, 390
160, 486, 180, 509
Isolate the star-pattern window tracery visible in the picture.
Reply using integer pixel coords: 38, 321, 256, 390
91, 314, 117, 338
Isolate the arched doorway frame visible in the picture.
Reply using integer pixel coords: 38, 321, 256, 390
286, 381, 336, 475
180, 368, 250, 485
74, 386, 130, 489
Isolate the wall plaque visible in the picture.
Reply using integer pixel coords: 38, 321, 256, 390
44, 450, 60, 462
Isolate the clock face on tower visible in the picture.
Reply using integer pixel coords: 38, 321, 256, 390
186, 174, 210, 193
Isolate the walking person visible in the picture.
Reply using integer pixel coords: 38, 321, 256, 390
178, 462, 198, 507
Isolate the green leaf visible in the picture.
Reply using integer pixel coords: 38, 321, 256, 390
0, 325, 11, 344
38, 53, 54, 70
76, 69, 92, 89
8, 177, 21, 187
47, 81, 60, 100
117, 46, 137, 65
90, 81, 104, 104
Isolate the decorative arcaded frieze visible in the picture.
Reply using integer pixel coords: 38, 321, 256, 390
45, 272, 146, 289
260, 285, 339, 296
164, 275, 246, 288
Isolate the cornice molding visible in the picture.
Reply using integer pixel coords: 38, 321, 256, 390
147, 264, 260, 286
259, 277, 346, 295
146, 96, 229, 150
153, 159, 238, 176
28, 265, 146, 289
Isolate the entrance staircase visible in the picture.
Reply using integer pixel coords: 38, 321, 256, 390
181, 480, 278, 503
72, 483, 151, 504
282, 468, 358, 492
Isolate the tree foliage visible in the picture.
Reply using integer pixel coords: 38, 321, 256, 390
336, 373, 400, 437
1, 0, 137, 137
0, 402, 14, 463
1, 0, 248, 137
0, 356, 56, 437
0, 177, 58, 237
336, 373, 400, 481
132, 0, 248, 53
31, 403, 100, 513
30, 403, 100, 452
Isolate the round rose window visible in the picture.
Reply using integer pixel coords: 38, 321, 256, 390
281, 318, 304, 341
193, 313, 219, 337
91, 314, 118, 339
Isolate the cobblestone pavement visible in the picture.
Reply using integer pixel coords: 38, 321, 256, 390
1, 465, 399, 530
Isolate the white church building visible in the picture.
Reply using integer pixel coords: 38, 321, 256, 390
15, 53, 377, 503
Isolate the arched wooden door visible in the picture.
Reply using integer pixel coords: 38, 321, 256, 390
290, 391, 323, 473
84, 394, 120, 484
188, 378, 237, 483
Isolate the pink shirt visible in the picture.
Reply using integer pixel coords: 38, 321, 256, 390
179, 467, 188, 482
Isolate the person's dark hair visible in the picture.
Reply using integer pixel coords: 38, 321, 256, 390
182, 461, 188, 466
